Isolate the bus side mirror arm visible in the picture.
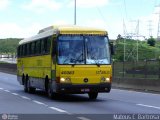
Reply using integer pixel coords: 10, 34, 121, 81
110, 42, 115, 55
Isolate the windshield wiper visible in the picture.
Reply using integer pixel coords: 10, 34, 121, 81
63, 57, 70, 64
93, 57, 101, 67
70, 53, 84, 66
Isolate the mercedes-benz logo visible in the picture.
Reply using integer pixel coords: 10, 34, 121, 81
84, 78, 88, 83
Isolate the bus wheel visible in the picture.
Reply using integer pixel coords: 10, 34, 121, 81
88, 92, 98, 100
25, 77, 35, 94
47, 82, 55, 99
24, 78, 28, 93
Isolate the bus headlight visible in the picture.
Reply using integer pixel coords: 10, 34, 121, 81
60, 78, 65, 82
101, 77, 110, 83
60, 77, 71, 83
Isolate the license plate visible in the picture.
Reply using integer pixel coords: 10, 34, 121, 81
81, 89, 90, 92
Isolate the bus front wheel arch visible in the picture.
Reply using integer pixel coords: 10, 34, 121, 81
24, 74, 35, 93
47, 80, 56, 99
45, 76, 49, 92
22, 74, 25, 85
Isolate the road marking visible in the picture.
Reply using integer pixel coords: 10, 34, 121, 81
77, 117, 91, 120
0, 87, 71, 114
112, 88, 160, 96
4, 90, 10, 92
32, 100, 48, 106
49, 107, 68, 113
21, 96, 31, 100
137, 104, 160, 110
11, 93, 19, 96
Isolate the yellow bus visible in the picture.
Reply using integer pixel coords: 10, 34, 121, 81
17, 25, 113, 99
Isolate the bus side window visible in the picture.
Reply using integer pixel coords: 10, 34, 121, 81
19, 46, 22, 57
26, 44, 29, 56
17, 46, 20, 57
36, 40, 41, 55
27, 43, 31, 56
22, 45, 24, 57
24, 44, 27, 56
43, 37, 51, 54
41, 39, 45, 54
43, 38, 47, 54
31, 42, 36, 55
46, 37, 51, 53
28, 43, 31, 56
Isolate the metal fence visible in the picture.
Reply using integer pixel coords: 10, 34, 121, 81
113, 60, 160, 79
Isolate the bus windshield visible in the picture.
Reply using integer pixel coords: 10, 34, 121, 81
57, 35, 110, 65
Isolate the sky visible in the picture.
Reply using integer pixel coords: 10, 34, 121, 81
0, 0, 160, 39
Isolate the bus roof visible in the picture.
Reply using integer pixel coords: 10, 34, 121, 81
19, 25, 108, 45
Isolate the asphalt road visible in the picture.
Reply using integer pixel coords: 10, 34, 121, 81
0, 72, 160, 120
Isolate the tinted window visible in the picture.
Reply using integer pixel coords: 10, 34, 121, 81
17, 46, 20, 57
41, 39, 45, 54
24, 44, 27, 56
31, 42, 36, 55
46, 37, 51, 53
36, 40, 41, 54
43, 37, 51, 54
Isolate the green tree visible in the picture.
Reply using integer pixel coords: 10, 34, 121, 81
147, 36, 156, 47
0, 38, 21, 54
117, 34, 123, 40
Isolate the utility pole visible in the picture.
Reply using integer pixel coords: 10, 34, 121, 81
74, 0, 76, 25
155, 4, 160, 40
148, 20, 153, 37
136, 20, 139, 62
123, 20, 141, 62
123, 20, 127, 62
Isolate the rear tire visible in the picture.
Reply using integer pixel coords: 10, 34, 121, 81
24, 76, 35, 93
24, 78, 28, 93
88, 92, 98, 100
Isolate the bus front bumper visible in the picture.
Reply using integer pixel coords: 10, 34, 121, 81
56, 83, 111, 94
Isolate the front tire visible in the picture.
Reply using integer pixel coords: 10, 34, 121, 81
88, 92, 98, 100
47, 82, 55, 99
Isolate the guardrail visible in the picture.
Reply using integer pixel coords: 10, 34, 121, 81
0, 62, 160, 92
113, 60, 160, 79
0, 63, 16, 75
112, 77, 160, 92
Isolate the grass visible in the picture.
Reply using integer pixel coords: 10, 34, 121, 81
113, 39, 160, 61
0, 61, 8, 64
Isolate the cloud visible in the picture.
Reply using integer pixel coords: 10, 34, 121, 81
0, 23, 22, 38
0, 0, 10, 10
68, 0, 109, 8
53, 20, 70, 25
124, 12, 159, 39
82, 19, 107, 29
0, 23, 43, 38
79, 19, 122, 39
23, 0, 62, 14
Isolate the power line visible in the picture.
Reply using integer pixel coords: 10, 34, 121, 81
96, 7, 106, 23
155, 4, 160, 40
123, 0, 128, 19
74, 0, 76, 25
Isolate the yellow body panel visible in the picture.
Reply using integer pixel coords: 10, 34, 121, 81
17, 55, 51, 79
53, 25, 107, 35
56, 65, 112, 84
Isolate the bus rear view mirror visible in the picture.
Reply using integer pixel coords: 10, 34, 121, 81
110, 42, 115, 55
